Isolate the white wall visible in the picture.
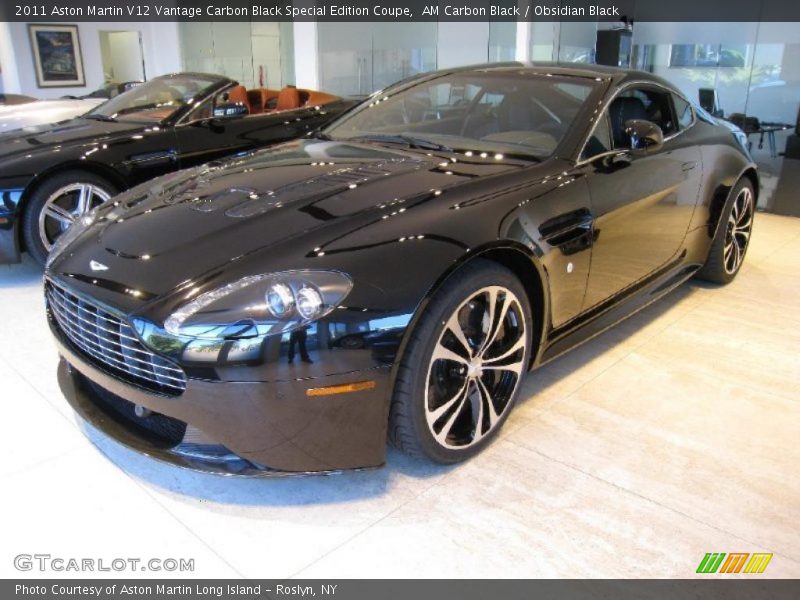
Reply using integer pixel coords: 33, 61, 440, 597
251, 22, 284, 89
0, 22, 20, 93
293, 22, 319, 90
4, 22, 181, 98
106, 31, 146, 82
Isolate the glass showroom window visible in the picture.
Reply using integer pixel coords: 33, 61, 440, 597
529, 22, 599, 63
318, 23, 437, 97
318, 23, 518, 97
178, 22, 294, 90
631, 21, 800, 215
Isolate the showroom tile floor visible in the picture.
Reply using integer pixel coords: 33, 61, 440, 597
1, 212, 798, 579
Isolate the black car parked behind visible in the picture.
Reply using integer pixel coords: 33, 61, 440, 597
0, 72, 354, 264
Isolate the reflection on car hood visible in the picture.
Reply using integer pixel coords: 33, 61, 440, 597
48, 138, 528, 311
0, 116, 147, 160
0, 99, 104, 134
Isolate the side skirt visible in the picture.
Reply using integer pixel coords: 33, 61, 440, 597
536, 256, 702, 367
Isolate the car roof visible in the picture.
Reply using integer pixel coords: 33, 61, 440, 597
153, 72, 234, 84
435, 61, 673, 89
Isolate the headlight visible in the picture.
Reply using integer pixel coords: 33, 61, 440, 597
265, 282, 295, 318
164, 270, 352, 340
295, 286, 324, 319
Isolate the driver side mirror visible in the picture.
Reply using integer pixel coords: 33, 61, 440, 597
625, 119, 664, 155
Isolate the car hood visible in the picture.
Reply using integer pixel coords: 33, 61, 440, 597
48, 138, 529, 313
0, 98, 104, 132
0, 115, 149, 160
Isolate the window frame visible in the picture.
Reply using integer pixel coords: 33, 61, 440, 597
672, 93, 696, 131
576, 79, 697, 164
580, 111, 613, 161
176, 81, 240, 127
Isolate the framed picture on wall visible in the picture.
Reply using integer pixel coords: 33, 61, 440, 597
28, 24, 85, 88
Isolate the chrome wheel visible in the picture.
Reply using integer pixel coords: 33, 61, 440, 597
38, 183, 111, 251
723, 186, 753, 274
424, 286, 527, 449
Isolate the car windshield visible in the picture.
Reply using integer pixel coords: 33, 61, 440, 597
325, 71, 600, 158
87, 74, 224, 123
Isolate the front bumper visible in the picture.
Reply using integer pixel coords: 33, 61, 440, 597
54, 330, 392, 476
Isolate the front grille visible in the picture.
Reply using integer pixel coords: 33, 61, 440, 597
46, 280, 186, 396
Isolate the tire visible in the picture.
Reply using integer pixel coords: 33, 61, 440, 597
22, 170, 117, 265
695, 178, 755, 284
389, 259, 533, 463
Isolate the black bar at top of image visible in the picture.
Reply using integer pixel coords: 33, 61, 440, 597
3, 580, 800, 600
2, 0, 800, 22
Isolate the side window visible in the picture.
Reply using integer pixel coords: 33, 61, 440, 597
187, 96, 213, 122
397, 82, 452, 123
673, 94, 694, 129
608, 87, 676, 149
476, 91, 506, 108
556, 82, 592, 102
581, 114, 612, 160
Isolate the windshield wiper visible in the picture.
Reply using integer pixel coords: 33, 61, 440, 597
348, 133, 453, 152
84, 113, 116, 122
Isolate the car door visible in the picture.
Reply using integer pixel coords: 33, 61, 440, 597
121, 128, 181, 186
173, 91, 321, 169
578, 85, 702, 310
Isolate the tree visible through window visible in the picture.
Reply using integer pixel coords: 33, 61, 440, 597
669, 44, 747, 68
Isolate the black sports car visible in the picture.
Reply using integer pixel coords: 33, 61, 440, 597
61, 80, 144, 100
45, 64, 757, 475
0, 72, 354, 264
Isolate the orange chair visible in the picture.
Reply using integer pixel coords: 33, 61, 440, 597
225, 85, 251, 114
303, 90, 339, 107
246, 89, 265, 113
275, 86, 302, 111
247, 88, 279, 113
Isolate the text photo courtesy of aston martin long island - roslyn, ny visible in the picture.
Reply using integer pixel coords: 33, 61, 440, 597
0, 0, 799, 594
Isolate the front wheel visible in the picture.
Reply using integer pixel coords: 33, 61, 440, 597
389, 259, 532, 463
22, 170, 116, 265
695, 178, 755, 284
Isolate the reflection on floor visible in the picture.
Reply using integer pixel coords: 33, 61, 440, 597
0, 213, 798, 578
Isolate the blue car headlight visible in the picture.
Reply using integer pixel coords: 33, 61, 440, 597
164, 270, 352, 340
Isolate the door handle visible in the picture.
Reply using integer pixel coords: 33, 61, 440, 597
681, 161, 697, 172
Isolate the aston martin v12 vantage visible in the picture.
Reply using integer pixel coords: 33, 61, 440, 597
45, 64, 757, 474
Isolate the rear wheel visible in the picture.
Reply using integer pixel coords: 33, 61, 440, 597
22, 171, 116, 265
696, 178, 754, 284
389, 259, 532, 463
